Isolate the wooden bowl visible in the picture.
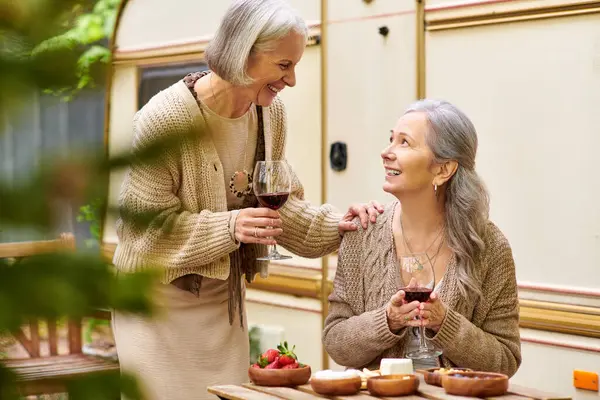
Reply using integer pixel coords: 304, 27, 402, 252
247, 365, 311, 387
367, 374, 420, 397
309, 376, 362, 396
441, 371, 509, 397
418, 367, 473, 386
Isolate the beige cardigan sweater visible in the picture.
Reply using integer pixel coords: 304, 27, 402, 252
113, 80, 342, 284
323, 202, 521, 377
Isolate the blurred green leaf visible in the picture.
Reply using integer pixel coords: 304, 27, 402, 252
0, 253, 158, 332
0, 1, 164, 397
67, 370, 144, 400
0, 362, 19, 400
0, 154, 108, 231
0, 364, 144, 400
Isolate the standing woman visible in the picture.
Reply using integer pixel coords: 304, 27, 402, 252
111, 0, 382, 399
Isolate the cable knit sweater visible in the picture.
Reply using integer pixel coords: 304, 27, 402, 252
113, 79, 343, 284
323, 201, 521, 377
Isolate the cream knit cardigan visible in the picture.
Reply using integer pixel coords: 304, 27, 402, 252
113, 80, 342, 283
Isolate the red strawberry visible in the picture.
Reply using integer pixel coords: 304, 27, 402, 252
261, 348, 279, 363
265, 357, 281, 369
279, 354, 296, 365
276, 341, 298, 366
281, 361, 299, 369
256, 355, 269, 368
251, 363, 262, 369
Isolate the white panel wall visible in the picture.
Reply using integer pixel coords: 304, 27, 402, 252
329, 0, 413, 20
516, 329, 600, 399
103, 65, 138, 243
326, 10, 416, 211
116, 0, 231, 50
425, 14, 600, 289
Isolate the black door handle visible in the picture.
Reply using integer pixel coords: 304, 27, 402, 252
329, 142, 348, 172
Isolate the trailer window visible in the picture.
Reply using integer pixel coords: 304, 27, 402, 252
138, 63, 208, 109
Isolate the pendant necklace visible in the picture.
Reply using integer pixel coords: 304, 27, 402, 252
208, 73, 253, 198
399, 213, 445, 272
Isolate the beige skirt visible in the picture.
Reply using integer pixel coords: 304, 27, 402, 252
112, 278, 249, 400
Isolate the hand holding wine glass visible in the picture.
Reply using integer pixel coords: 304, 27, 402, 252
415, 291, 447, 332
399, 252, 442, 359
385, 289, 421, 332
253, 160, 292, 261
234, 208, 283, 245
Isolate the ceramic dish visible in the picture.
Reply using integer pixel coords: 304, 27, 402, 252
309, 376, 362, 396
367, 374, 419, 397
441, 371, 509, 397
418, 367, 473, 386
247, 365, 311, 387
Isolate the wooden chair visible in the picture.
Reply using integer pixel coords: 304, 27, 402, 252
0, 234, 119, 396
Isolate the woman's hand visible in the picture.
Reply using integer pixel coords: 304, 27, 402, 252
235, 208, 283, 245
338, 200, 385, 235
413, 292, 447, 332
386, 290, 421, 332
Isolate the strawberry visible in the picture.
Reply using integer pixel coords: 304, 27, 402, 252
276, 341, 298, 366
261, 348, 279, 363
256, 355, 269, 368
281, 361, 299, 369
265, 357, 281, 369
251, 363, 262, 369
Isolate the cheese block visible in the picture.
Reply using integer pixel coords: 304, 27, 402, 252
379, 358, 413, 375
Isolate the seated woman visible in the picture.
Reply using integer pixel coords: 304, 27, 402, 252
322, 99, 521, 377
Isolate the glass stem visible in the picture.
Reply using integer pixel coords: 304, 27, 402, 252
267, 225, 280, 256
419, 320, 427, 351
271, 244, 281, 256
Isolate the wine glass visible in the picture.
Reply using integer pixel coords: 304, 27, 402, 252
253, 161, 292, 261
399, 252, 442, 360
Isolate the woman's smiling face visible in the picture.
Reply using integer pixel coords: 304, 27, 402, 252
381, 112, 439, 197
245, 30, 305, 107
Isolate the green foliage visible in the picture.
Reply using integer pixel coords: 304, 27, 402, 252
0, 1, 181, 397
0, 253, 158, 333
248, 326, 262, 365
77, 197, 103, 249
34, 0, 119, 99
77, 197, 111, 343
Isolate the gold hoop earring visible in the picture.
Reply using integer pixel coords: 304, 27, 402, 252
434, 184, 438, 197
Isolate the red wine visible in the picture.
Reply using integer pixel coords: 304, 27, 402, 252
401, 287, 432, 303
257, 192, 289, 210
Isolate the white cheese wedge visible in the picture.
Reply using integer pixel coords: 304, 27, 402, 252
379, 358, 413, 375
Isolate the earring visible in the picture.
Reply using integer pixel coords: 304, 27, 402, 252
434, 184, 438, 197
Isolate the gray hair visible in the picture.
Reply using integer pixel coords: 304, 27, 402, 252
404, 99, 490, 302
205, 0, 308, 86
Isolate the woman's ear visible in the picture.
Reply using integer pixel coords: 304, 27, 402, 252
434, 160, 458, 186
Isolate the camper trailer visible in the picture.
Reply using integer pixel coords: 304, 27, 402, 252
103, 0, 600, 397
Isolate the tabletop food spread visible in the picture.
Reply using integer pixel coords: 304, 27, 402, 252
208, 341, 572, 400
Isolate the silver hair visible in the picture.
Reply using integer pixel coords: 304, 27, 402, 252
404, 99, 490, 302
205, 0, 308, 86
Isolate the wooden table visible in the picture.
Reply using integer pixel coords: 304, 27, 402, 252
207, 375, 572, 400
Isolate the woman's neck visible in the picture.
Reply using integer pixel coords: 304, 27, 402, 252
396, 191, 445, 247
196, 72, 253, 118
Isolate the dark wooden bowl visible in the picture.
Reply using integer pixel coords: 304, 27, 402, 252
367, 374, 420, 397
441, 371, 509, 397
247, 365, 311, 387
310, 376, 362, 396
418, 367, 473, 386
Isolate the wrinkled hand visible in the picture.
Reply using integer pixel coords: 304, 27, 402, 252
235, 208, 283, 245
386, 290, 421, 332
338, 200, 385, 235
408, 292, 447, 332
